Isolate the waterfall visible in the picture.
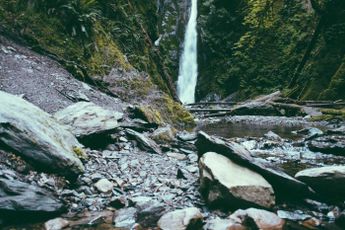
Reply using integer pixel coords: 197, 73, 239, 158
177, 0, 198, 104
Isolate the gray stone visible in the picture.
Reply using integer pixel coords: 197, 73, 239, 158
196, 131, 311, 199
44, 218, 69, 230
126, 129, 162, 154
0, 91, 84, 177
295, 166, 345, 198
199, 152, 275, 209
94, 179, 113, 193
0, 178, 64, 217
54, 102, 122, 138
113, 207, 137, 228
230, 208, 285, 230
308, 136, 345, 156
151, 125, 175, 144
157, 207, 203, 230
167, 152, 187, 160
204, 217, 245, 230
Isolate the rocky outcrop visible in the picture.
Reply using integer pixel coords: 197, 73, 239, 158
157, 207, 203, 230
199, 152, 275, 209
0, 178, 65, 219
196, 131, 311, 199
0, 91, 84, 178
126, 129, 162, 154
229, 208, 285, 230
54, 102, 122, 138
295, 166, 345, 199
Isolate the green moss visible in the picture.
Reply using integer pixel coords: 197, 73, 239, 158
310, 108, 345, 121
73, 146, 88, 159
137, 106, 164, 125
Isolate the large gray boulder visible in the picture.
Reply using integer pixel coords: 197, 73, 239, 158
0, 91, 84, 177
196, 131, 312, 199
54, 102, 123, 138
199, 152, 275, 209
295, 166, 345, 199
0, 178, 65, 219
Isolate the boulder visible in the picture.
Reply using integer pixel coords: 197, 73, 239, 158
0, 91, 84, 177
0, 178, 65, 220
295, 166, 345, 199
157, 207, 203, 230
44, 218, 69, 230
196, 131, 311, 199
54, 102, 122, 138
199, 152, 275, 209
126, 129, 162, 154
131, 196, 165, 227
230, 208, 285, 230
308, 136, 345, 156
204, 218, 245, 230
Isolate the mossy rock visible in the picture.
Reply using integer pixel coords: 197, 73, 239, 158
310, 108, 345, 121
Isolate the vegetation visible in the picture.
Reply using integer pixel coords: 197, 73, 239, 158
197, 0, 345, 101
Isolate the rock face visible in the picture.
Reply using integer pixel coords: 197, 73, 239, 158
196, 131, 311, 199
54, 102, 122, 138
157, 207, 203, 230
0, 91, 84, 177
230, 208, 285, 230
126, 129, 162, 154
308, 136, 345, 156
0, 178, 65, 218
295, 166, 345, 199
199, 152, 275, 209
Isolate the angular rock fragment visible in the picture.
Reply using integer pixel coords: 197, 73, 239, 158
295, 166, 345, 199
196, 131, 311, 199
126, 129, 162, 154
54, 102, 122, 138
199, 152, 275, 209
157, 207, 203, 230
0, 91, 84, 177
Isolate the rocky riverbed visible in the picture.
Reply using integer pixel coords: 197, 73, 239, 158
1, 36, 345, 230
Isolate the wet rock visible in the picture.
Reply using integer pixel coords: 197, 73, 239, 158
177, 131, 197, 141
277, 210, 312, 221
94, 179, 113, 193
302, 217, 321, 229
296, 127, 323, 139
157, 207, 203, 230
132, 196, 165, 227
230, 208, 285, 230
308, 136, 345, 156
54, 102, 122, 138
167, 152, 187, 160
295, 166, 345, 199
327, 126, 345, 135
264, 131, 282, 141
196, 131, 311, 199
204, 217, 245, 230
113, 207, 137, 228
0, 178, 65, 219
126, 129, 162, 154
151, 125, 175, 144
0, 90, 84, 178
240, 140, 257, 150
199, 152, 275, 209
44, 218, 69, 230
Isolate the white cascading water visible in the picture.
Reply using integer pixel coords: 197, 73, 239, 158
177, 0, 198, 104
